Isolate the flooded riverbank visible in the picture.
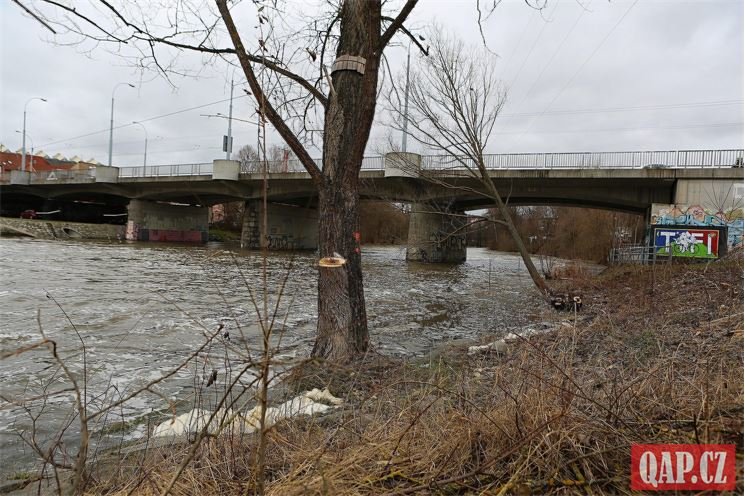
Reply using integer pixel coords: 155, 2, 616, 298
0, 238, 549, 477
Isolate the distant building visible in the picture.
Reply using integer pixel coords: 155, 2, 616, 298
0, 146, 99, 173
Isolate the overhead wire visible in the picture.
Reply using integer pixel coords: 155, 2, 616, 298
38, 94, 250, 148
503, 1, 561, 92
507, 0, 592, 116
501, 99, 744, 118
493, 121, 743, 136
509, 0, 641, 146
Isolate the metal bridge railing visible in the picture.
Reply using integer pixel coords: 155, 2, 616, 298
114, 149, 743, 177
236, 155, 385, 173
421, 149, 744, 170
8, 149, 739, 184
119, 163, 213, 178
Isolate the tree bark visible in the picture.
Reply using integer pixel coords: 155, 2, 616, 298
311, 0, 382, 359
483, 173, 550, 296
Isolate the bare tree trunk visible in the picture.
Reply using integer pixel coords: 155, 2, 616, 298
311, 0, 381, 359
483, 175, 549, 295
313, 185, 368, 359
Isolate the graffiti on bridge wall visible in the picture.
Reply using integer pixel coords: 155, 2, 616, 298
416, 230, 466, 263
265, 233, 297, 250
651, 203, 743, 249
652, 227, 723, 259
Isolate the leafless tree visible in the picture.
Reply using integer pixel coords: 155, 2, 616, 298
235, 144, 295, 173
19, 0, 433, 362
388, 29, 549, 295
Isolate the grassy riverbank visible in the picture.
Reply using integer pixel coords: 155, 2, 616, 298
20, 256, 744, 495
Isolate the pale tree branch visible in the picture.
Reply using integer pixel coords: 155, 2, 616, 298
381, 15, 428, 55
378, 0, 419, 50
387, 27, 549, 295
31, 0, 329, 107
216, 0, 323, 185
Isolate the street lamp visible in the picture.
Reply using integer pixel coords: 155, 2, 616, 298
226, 79, 235, 159
202, 112, 258, 126
108, 82, 135, 167
132, 121, 148, 170
16, 130, 34, 171
22, 97, 46, 172
201, 112, 260, 162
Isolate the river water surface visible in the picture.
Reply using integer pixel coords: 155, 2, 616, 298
0, 238, 544, 476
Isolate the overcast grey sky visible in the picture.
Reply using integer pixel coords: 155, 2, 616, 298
1, 0, 742, 167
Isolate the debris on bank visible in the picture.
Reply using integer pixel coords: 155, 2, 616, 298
549, 292, 583, 312
467, 339, 507, 355
152, 388, 342, 438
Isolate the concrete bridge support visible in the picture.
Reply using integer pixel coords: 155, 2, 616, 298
240, 200, 318, 250
406, 203, 467, 263
126, 199, 209, 242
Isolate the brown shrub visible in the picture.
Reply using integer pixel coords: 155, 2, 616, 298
83, 260, 743, 495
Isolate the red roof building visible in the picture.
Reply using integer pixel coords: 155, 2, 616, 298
0, 151, 76, 173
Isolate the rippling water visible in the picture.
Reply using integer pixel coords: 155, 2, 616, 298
0, 238, 543, 476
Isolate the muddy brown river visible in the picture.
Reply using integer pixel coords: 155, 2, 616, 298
0, 238, 549, 477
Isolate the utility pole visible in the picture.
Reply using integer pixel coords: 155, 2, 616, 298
225, 79, 234, 159
108, 83, 135, 167
132, 121, 148, 170
22, 97, 46, 172
401, 43, 411, 152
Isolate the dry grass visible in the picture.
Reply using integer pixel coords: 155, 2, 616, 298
86, 258, 743, 495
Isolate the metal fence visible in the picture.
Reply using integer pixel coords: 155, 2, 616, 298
119, 163, 213, 178
237, 155, 385, 173
5, 149, 740, 184
422, 149, 744, 170
114, 149, 743, 178
609, 244, 680, 265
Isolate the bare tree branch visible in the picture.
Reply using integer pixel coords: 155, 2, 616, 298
379, 0, 419, 51
12, 0, 56, 33
387, 28, 549, 295
215, 0, 323, 185
381, 15, 428, 55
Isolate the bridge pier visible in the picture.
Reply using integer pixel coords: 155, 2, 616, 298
406, 202, 467, 263
240, 200, 318, 250
125, 200, 208, 243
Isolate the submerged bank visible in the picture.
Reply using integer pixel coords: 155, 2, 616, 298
0, 217, 124, 240
0, 240, 548, 481
8, 254, 741, 495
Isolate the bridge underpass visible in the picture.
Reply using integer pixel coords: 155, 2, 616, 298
1, 149, 741, 262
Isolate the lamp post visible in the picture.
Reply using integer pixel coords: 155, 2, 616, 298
132, 121, 148, 172
201, 112, 259, 163
108, 83, 135, 167
22, 97, 46, 172
16, 130, 34, 170
401, 43, 411, 152
226, 79, 235, 159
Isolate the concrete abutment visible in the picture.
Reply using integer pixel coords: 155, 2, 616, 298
240, 200, 319, 250
126, 199, 209, 243
406, 202, 467, 263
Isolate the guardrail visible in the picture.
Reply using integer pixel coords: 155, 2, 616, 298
228, 149, 745, 172
609, 244, 680, 265
237, 155, 385, 173
119, 163, 213, 178
114, 149, 745, 178
422, 149, 744, 170
4, 149, 742, 185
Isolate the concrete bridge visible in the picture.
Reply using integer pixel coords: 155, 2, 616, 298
2, 148, 742, 262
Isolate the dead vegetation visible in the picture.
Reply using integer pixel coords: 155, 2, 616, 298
72, 257, 743, 495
